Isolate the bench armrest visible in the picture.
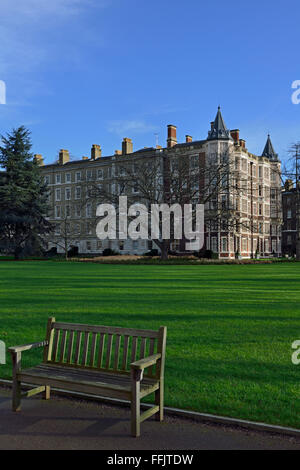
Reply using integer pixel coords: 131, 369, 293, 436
131, 353, 161, 371
8, 341, 48, 354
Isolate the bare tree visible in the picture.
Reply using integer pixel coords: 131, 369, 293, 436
282, 142, 300, 260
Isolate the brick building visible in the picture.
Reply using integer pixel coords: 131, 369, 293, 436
38, 108, 282, 258
282, 180, 298, 256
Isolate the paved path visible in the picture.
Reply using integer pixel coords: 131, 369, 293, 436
0, 388, 299, 450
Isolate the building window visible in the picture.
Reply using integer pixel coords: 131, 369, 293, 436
96, 240, 102, 250
86, 170, 92, 181
287, 235, 292, 245
55, 224, 60, 235
86, 241, 92, 251
86, 223, 92, 235
132, 240, 138, 250
76, 187, 81, 199
75, 223, 80, 234
86, 203, 92, 218
259, 204, 263, 216
76, 172, 81, 182
287, 209, 292, 219
75, 205, 81, 217
65, 205, 71, 217
66, 173, 71, 183
56, 174, 61, 184
65, 188, 71, 200
44, 175, 50, 184
211, 237, 218, 253
97, 169, 103, 179
55, 189, 61, 201
55, 206, 61, 218
258, 166, 262, 178
119, 241, 124, 251
221, 237, 228, 253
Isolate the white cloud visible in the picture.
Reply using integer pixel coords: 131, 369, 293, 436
0, 0, 99, 22
0, 0, 110, 107
107, 120, 158, 136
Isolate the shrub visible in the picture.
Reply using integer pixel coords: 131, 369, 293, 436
143, 249, 159, 257
68, 246, 79, 257
45, 247, 57, 257
102, 248, 119, 256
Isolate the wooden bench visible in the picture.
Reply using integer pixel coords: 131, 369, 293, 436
9, 317, 167, 437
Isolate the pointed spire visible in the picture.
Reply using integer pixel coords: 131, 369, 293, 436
207, 106, 233, 141
262, 134, 278, 160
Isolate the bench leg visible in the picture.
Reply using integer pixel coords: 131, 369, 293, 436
12, 351, 21, 412
12, 378, 21, 412
131, 374, 141, 437
155, 380, 164, 422
44, 386, 50, 400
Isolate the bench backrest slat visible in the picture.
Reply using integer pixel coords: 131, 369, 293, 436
45, 318, 166, 379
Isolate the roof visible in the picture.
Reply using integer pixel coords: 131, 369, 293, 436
262, 134, 278, 160
207, 107, 233, 141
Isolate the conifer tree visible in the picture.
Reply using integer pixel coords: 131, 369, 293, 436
0, 126, 51, 259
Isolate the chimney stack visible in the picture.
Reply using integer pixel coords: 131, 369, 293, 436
82, 156, 89, 160
239, 139, 246, 149
91, 144, 101, 160
122, 138, 133, 155
210, 121, 214, 131
59, 149, 70, 165
115, 150, 122, 155
186, 135, 193, 143
167, 125, 177, 148
34, 154, 44, 166
230, 129, 240, 144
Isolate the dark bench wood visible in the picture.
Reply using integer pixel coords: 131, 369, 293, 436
9, 317, 167, 437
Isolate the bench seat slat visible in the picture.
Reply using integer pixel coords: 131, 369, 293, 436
18, 364, 158, 393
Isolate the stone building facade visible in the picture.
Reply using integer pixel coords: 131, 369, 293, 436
38, 108, 282, 258
282, 180, 298, 256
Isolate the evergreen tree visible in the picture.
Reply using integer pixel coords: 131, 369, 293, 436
0, 126, 52, 259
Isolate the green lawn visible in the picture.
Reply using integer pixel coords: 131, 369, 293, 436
0, 261, 299, 428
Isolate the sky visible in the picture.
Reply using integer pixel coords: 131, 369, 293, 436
0, 0, 300, 165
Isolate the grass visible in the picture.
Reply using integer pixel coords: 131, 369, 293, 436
0, 260, 299, 428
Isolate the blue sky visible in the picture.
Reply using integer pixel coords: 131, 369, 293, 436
0, 0, 299, 164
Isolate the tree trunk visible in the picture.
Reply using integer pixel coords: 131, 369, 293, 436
160, 241, 169, 261
14, 246, 21, 260
153, 239, 169, 261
